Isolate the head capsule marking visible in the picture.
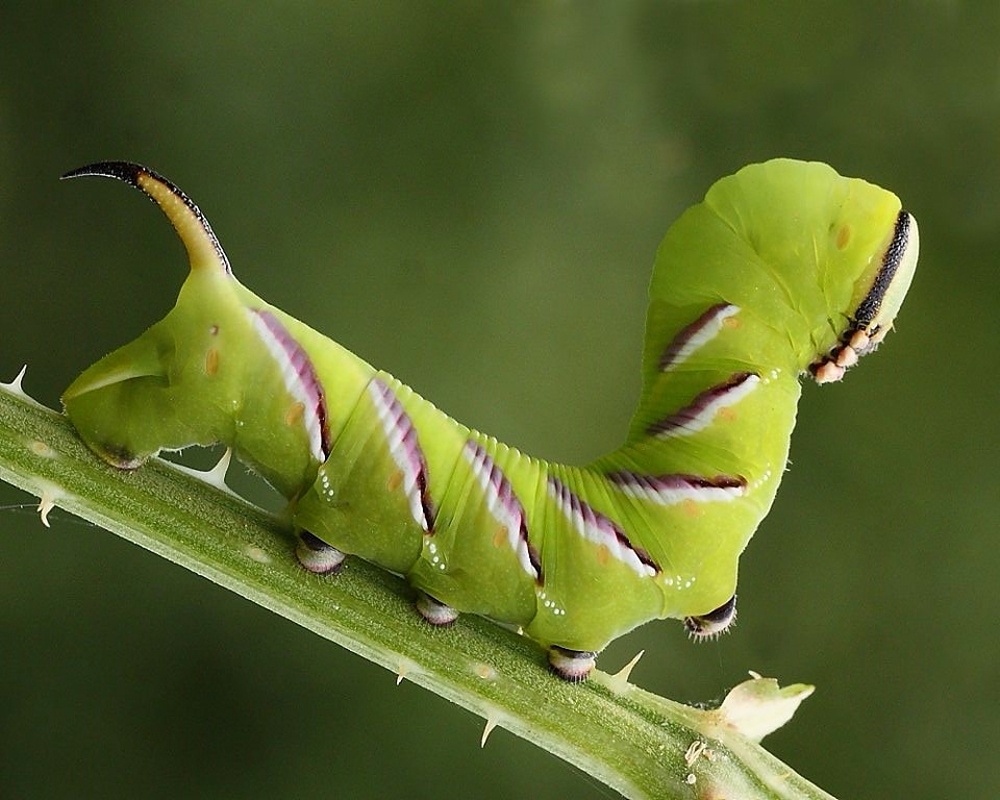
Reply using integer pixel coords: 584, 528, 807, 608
811, 210, 919, 384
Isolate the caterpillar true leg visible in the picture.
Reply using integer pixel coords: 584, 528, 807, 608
295, 530, 347, 575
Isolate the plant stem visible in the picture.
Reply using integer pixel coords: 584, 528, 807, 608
0, 382, 836, 800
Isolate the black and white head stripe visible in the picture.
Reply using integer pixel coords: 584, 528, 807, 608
853, 211, 916, 328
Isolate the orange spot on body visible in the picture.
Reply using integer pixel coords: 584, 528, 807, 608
387, 469, 403, 492
285, 401, 305, 427
723, 316, 741, 330
493, 526, 506, 548
204, 347, 219, 376
719, 407, 738, 421
836, 224, 852, 250
597, 544, 611, 566
681, 499, 700, 517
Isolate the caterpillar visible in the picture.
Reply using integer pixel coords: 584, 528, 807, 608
61, 159, 918, 681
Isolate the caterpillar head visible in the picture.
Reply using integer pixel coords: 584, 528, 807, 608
808, 209, 919, 384
683, 159, 920, 384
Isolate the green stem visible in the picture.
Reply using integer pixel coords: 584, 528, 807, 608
0, 381, 836, 800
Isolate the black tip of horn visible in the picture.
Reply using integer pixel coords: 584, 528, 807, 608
61, 161, 149, 185
61, 161, 232, 275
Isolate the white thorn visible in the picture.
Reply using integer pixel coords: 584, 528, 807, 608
166, 448, 239, 497
10, 364, 28, 391
480, 716, 499, 748
1, 364, 45, 407
37, 494, 56, 528
604, 650, 644, 694
33, 480, 63, 527
204, 448, 234, 490
396, 663, 408, 686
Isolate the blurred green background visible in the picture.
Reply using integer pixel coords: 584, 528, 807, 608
1, 2, 997, 798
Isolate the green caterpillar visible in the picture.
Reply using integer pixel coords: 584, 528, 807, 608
61, 159, 918, 680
